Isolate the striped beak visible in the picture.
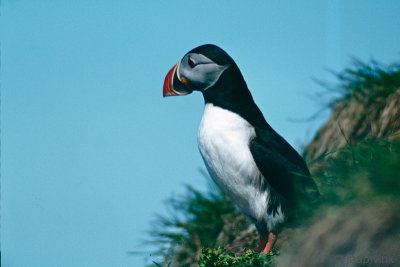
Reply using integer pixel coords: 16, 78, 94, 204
163, 61, 192, 97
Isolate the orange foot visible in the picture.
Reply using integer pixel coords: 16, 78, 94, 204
256, 232, 277, 254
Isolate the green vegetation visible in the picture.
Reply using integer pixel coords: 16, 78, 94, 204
318, 58, 400, 109
199, 247, 278, 267
278, 137, 400, 266
147, 178, 236, 266
314, 137, 400, 205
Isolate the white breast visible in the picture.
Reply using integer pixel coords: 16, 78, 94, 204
198, 103, 270, 221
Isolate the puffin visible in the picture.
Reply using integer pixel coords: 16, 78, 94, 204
163, 44, 319, 254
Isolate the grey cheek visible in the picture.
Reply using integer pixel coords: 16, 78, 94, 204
179, 66, 196, 81
179, 63, 228, 90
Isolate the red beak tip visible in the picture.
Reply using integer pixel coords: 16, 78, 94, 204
163, 63, 178, 97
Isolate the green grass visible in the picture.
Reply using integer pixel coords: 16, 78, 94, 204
147, 175, 236, 266
316, 58, 400, 109
313, 137, 400, 206
277, 137, 400, 265
199, 247, 278, 267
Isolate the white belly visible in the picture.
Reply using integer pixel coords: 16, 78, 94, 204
197, 103, 269, 220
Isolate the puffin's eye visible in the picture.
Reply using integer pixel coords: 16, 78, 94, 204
188, 57, 196, 68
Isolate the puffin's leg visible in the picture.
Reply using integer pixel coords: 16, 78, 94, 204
263, 232, 277, 254
256, 233, 267, 253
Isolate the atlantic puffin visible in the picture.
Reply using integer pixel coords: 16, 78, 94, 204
163, 44, 319, 254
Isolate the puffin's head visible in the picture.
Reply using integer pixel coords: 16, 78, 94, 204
163, 44, 232, 97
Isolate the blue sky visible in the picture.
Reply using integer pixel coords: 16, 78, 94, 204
2, 1, 400, 266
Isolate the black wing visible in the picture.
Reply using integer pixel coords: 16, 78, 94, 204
249, 127, 319, 207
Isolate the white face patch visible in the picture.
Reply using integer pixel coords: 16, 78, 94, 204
179, 53, 228, 91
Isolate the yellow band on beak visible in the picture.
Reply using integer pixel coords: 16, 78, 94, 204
180, 76, 189, 85
176, 60, 189, 85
